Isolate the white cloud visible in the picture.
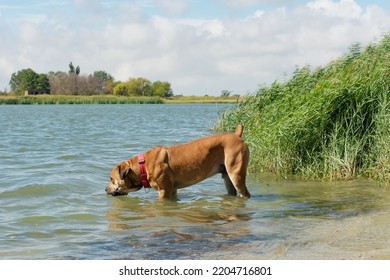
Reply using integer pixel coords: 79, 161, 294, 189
0, 0, 389, 95
307, 0, 363, 19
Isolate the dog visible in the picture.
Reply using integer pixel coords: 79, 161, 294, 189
106, 124, 250, 199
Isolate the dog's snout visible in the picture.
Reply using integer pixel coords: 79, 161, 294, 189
105, 183, 115, 195
106, 182, 122, 196
110, 186, 121, 196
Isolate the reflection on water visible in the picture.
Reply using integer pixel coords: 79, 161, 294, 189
103, 186, 258, 259
107, 194, 251, 229
98, 175, 390, 260
1, 105, 390, 259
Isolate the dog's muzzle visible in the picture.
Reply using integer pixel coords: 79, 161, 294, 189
105, 184, 121, 196
110, 189, 121, 196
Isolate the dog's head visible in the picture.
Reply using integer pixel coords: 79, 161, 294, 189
106, 162, 142, 196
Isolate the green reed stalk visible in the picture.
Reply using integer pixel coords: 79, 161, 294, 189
216, 34, 390, 181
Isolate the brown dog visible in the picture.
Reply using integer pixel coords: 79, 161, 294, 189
106, 124, 250, 199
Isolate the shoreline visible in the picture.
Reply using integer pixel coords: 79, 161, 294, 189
0, 94, 240, 105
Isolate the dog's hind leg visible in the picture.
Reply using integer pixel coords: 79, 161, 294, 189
227, 173, 251, 198
224, 149, 251, 199
222, 171, 237, 196
220, 165, 237, 196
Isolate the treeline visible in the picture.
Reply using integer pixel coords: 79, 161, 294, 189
8, 62, 173, 97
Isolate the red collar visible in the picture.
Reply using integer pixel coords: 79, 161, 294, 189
138, 154, 150, 189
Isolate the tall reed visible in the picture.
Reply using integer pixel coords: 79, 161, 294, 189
216, 34, 390, 181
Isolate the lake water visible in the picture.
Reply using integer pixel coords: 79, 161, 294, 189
1, 104, 390, 260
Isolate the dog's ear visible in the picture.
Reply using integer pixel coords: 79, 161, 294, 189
118, 162, 131, 179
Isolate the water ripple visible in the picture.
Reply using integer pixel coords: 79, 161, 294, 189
1, 105, 390, 260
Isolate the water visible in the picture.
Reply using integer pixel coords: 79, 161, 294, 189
1, 104, 390, 260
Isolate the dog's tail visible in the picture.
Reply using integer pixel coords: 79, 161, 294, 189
234, 124, 244, 138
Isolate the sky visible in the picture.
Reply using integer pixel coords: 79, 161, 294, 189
0, 0, 389, 96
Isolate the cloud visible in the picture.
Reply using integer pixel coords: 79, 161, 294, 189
307, 0, 363, 19
0, 0, 389, 94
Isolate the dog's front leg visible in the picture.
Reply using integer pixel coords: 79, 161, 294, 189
158, 188, 177, 199
155, 173, 177, 199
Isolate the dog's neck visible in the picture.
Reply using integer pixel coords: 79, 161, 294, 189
138, 154, 150, 189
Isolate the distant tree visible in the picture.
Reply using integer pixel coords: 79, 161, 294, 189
9, 68, 50, 95
102, 79, 115, 95
113, 82, 131, 96
76, 74, 98, 96
48, 71, 78, 95
67, 62, 81, 94
69, 73, 79, 95
68, 62, 80, 75
49, 69, 115, 95
93, 70, 114, 94
36, 74, 50, 92
12, 66, 172, 97
48, 71, 69, 95
69, 62, 75, 74
153, 81, 173, 97
128, 77, 153, 96
10, 68, 36, 95
93, 70, 113, 83
221, 90, 231, 97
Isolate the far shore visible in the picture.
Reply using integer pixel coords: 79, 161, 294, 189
0, 94, 241, 105
164, 95, 241, 104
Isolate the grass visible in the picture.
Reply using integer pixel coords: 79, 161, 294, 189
215, 34, 390, 182
0, 95, 164, 105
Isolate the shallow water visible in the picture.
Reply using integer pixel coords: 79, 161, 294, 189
1, 104, 390, 259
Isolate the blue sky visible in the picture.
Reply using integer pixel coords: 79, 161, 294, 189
1, 0, 389, 95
